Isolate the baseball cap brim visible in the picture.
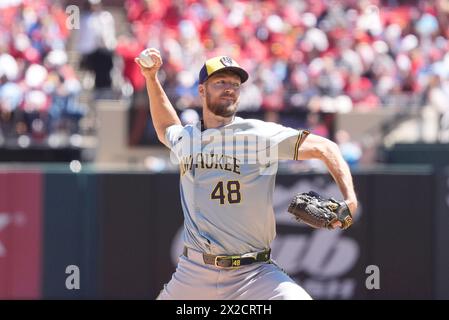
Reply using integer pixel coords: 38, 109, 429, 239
206, 66, 248, 83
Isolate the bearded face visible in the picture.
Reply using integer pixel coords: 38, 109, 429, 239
202, 71, 241, 118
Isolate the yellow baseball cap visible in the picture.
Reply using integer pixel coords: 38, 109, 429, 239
198, 56, 249, 84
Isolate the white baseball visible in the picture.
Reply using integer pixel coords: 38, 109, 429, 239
138, 49, 155, 68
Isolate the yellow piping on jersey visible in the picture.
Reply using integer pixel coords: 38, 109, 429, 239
294, 130, 310, 160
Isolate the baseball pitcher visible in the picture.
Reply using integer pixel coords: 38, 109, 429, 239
135, 50, 358, 300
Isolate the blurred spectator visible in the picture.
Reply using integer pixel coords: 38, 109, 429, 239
77, 0, 116, 99
116, 33, 149, 145
426, 74, 449, 140
305, 112, 329, 138
335, 129, 362, 167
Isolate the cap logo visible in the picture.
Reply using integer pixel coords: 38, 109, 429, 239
220, 56, 233, 67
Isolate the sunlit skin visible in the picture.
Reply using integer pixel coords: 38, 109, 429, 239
199, 71, 242, 129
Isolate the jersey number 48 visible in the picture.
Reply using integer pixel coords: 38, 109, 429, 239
211, 181, 241, 204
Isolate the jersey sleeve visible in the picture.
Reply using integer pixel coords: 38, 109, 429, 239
264, 123, 309, 160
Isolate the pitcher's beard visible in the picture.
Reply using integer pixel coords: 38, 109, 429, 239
206, 93, 238, 118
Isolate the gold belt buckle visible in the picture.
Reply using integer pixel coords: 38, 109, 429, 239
215, 255, 242, 268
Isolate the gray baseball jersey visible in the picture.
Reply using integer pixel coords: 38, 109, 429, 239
165, 116, 304, 256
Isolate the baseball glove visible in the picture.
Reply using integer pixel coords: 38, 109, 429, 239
287, 191, 353, 230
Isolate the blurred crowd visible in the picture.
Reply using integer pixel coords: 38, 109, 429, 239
115, 0, 449, 165
118, 0, 449, 116
2, 0, 449, 159
0, 0, 85, 147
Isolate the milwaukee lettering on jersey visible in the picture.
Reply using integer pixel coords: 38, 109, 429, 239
180, 153, 241, 176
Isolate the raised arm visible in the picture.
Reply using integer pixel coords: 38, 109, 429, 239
298, 133, 358, 217
135, 48, 181, 147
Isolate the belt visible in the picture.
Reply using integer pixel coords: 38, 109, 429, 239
183, 246, 271, 268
